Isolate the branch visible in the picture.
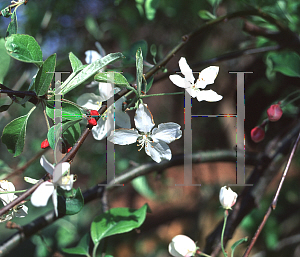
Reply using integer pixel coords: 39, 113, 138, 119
242, 131, 300, 257
203, 120, 300, 256
0, 150, 257, 256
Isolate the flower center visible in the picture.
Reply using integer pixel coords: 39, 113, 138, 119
137, 133, 153, 151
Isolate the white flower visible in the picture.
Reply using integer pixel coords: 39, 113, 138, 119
168, 235, 197, 257
30, 156, 73, 216
169, 57, 222, 102
219, 186, 238, 209
0, 180, 28, 222
77, 83, 131, 140
108, 103, 182, 163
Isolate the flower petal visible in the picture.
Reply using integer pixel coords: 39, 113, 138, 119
31, 181, 54, 207
0, 180, 15, 205
134, 104, 155, 133
196, 89, 223, 102
52, 188, 58, 217
40, 155, 54, 175
92, 118, 110, 140
85, 50, 101, 64
145, 141, 172, 163
169, 74, 190, 89
77, 93, 103, 110
98, 82, 115, 100
53, 162, 71, 185
152, 123, 182, 143
169, 235, 197, 257
108, 129, 139, 145
178, 57, 195, 84
195, 66, 219, 89
60, 174, 74, 191
115, 98, 131, 129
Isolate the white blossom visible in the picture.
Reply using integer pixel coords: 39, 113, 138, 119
108, 103, 182, 163
77, 83, 131, 140
0, 180, 28, 222
30, 156, 73, 216
219, 186, 238, 209
168, 235, 197, 257
169, 57, 222, 102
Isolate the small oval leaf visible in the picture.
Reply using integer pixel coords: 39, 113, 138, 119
5, 34, 43, 66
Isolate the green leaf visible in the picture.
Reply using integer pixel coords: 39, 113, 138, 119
63, 122, 81, 147
46, 100, 83, 121
6, 9, 17, 38
57, 188, 84, 215
34, 53, 56, 96
136, 48, 143, 97
47, 120, 81, 150
145, 0, 160, 20
198, 10, 216, 20
61, 52, 124, 95
266, 51, 300, 77
5, 34, 43, 66
1, 106, 36, 156
95, 72, 130, 88
131, 175, 156, 199
145, 76, 154, 93
69, 52, 84, 73
231, 237, 248, 257
91, 203, 150, 245
0, 38, 11, 83
1, 7, 11, 18
62, 233, 90, 256
0, 104, 11, 112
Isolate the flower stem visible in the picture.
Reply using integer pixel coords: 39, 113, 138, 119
140, 92, 184, 98
221, 210, 228, 257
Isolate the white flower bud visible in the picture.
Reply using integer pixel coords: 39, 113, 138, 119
168, 235, 197, 257
219, 186, 238, 209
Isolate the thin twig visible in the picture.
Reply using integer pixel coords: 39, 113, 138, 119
242, 131, 300, 257
3, 149, 48, 180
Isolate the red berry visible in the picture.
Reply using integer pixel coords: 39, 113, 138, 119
267, 104, 283, 122
88, 118, 97, 126
67, 147, 72, 153
90, 110, 99, 117
251, 126, 265, 143
41, 139, 50, 149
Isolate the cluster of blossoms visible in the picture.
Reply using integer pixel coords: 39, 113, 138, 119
168, 186, 238, 257
0, 180, 28, 222
251, 102, 283, 143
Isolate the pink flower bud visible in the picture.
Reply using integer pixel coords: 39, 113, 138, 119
41, 139, 50, 149
267, 104, 283, 122
251, 126, 265, 143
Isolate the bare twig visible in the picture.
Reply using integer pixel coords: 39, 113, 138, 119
242, 131, 300, 257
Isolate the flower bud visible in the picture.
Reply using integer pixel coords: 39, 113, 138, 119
251, 126, 265, 143
41, 139, 50, 149
168, 235, 197, 257
267, 104, 283, 122
90, 110, 100, 117
88, 118, 97, 126
219, 186, 238, 209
